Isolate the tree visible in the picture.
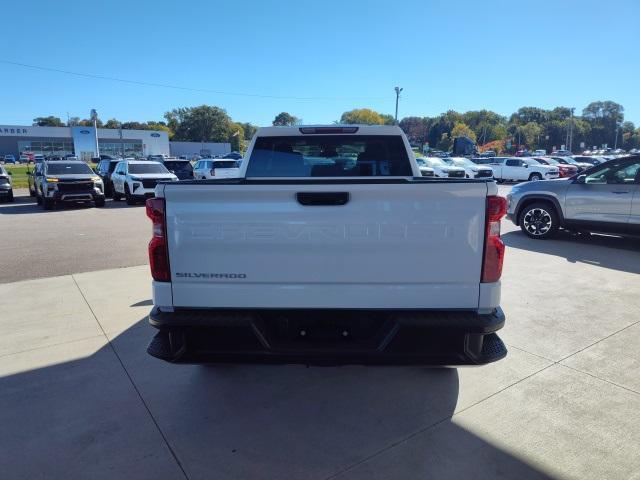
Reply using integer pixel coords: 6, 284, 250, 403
77, 118, 103, 128
436, 133, 452, 151
380, 114, 396, 125
340, 108, 388, 125
67, 117, 81, 127
33, 116, 65, 127
451, 122, 477, 143
399, 117, 431, 145
272, 112, 300, 126
520, 122, 543, 148
229, 122, 245, 152
104, 118, 121, 129
165, 105, 234, 142
239, 122, 258, 140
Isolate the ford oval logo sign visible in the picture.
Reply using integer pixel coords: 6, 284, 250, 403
150, 132, 161, 137
79, 130, 90, 134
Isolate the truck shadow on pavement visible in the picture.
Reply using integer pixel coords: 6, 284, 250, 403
0, 318, 553, 480
0, 197, 142, 215
502, 230, 640, 274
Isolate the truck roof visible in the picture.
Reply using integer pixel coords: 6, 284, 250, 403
255, 125, 405, 136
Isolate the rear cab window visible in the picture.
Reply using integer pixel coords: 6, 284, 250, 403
246, 135, 412, 177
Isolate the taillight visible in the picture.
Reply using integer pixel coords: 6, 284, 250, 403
146, 198, 170, 282
482, 196, 507, 283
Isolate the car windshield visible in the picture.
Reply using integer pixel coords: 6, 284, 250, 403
129, 163, 170, 174
47, 163, 93, 175
164, 161, 193, 173
451, 158, 473, 167
422, 157, 446, 167
247, 135, 412, 177
540, 158, 558, 165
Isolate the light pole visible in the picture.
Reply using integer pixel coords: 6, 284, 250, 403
568, 107, 575, 152
614, 122, 619, 149
394, 87, 403, 124
90, 109, 100, 159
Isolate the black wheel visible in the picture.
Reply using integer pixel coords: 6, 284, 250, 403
29, 185, 35, 197
528, 173, 543, 181
7, 190, 14, 202
42, 197, 54, 210
125, 184, 136, 205
519, 202, 559, 239
112, 186, 122, 201
496, 179, 505, 184
95, 197, 105, 208
36, 191, 42, 205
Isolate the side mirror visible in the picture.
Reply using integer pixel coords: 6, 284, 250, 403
575, 174, 586, 184
524, 163, 529, 168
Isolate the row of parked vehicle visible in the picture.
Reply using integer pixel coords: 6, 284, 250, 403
22, 154, 244, 209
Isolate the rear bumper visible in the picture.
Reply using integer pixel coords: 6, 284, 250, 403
147, 307, 506, 366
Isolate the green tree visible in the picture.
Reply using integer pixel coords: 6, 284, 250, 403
272, 112, 300, 126
164, 105, 234, 142
519, 122, 543, 148
451, 122, 477, 142
340, 108, 388, 125
399, 116, 431, 145
239, 122, 258, 140
437, 133, 452, 151
67, 117, 81, 127
229, 123, 245, 152
103, 118, 121, 129
33, 116, 65, 127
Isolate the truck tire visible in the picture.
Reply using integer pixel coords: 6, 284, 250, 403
7, 190, 14, 202
36, 191, 42, 205
519, 202, 559, 239
42, 198, 54, 210
112, 187, 122, 201
29, 186, 35, 197
528, 173, 543, 181
95, 197, 106, 208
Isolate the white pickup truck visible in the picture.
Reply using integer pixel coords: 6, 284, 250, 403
489, 157, 559, 182
145, 125, 507, 365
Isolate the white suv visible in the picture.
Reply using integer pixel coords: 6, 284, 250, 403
193, 159, 240, 179
416, 157, 466, 178
111, 160, 177, 205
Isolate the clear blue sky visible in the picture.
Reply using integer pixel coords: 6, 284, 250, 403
1, 0, 639, 127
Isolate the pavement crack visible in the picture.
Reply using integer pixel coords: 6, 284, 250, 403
71, 275, 190, 480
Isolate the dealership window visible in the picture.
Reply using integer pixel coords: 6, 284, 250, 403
18, 140, 74, 157
98, 141, 143, 157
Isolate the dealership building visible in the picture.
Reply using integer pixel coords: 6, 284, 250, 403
0, 124, 170, 161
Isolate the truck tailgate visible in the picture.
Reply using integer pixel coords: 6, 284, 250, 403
164, 181, 488, 309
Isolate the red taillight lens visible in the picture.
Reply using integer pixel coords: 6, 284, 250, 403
482, 196, 507, 283
145, 198, 170, 282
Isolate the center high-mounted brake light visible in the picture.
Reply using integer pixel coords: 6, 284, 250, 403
481, 195, 507, 283
299, 127, 359, 134
146, 198, 170, 282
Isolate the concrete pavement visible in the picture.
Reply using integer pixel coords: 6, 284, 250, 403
2, 228, 640, 479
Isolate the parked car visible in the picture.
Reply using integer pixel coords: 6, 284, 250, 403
552, 149, 573, 156
533, 149, 547, 156
549, 156, 591, 172
416, 157, 466, 178
444, 157, 493, 178
95, 159, 122, 196
111, 159, 177, 205
490, 157, 559, 182
507, 155, 640, 239
159, 158, 194, 180
19, 155, 30, 163
33, 154, 45, 163
0, 165, 14, 202
222, 151, 243, 160
145, 124, 507, 365
414, 158, 435, 176
479, 150, 496, 158
193, 159, 240, 179
3, 154, 17, 164
572, 155, 604, 166
33, 161, 105, 210
532, 157, 578, 178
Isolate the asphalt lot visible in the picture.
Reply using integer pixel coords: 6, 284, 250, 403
0, 188, 149, 283
1, 184, 640, 479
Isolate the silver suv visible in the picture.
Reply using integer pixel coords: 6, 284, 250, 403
506, 156, 640, 239
34, 161, 105, 210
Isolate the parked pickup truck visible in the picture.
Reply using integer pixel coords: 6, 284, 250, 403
490, 157, 559, 182
145, 125, 508, 366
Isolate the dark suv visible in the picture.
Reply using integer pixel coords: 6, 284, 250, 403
95, 159, 122, 196
161, 158, 194, 180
